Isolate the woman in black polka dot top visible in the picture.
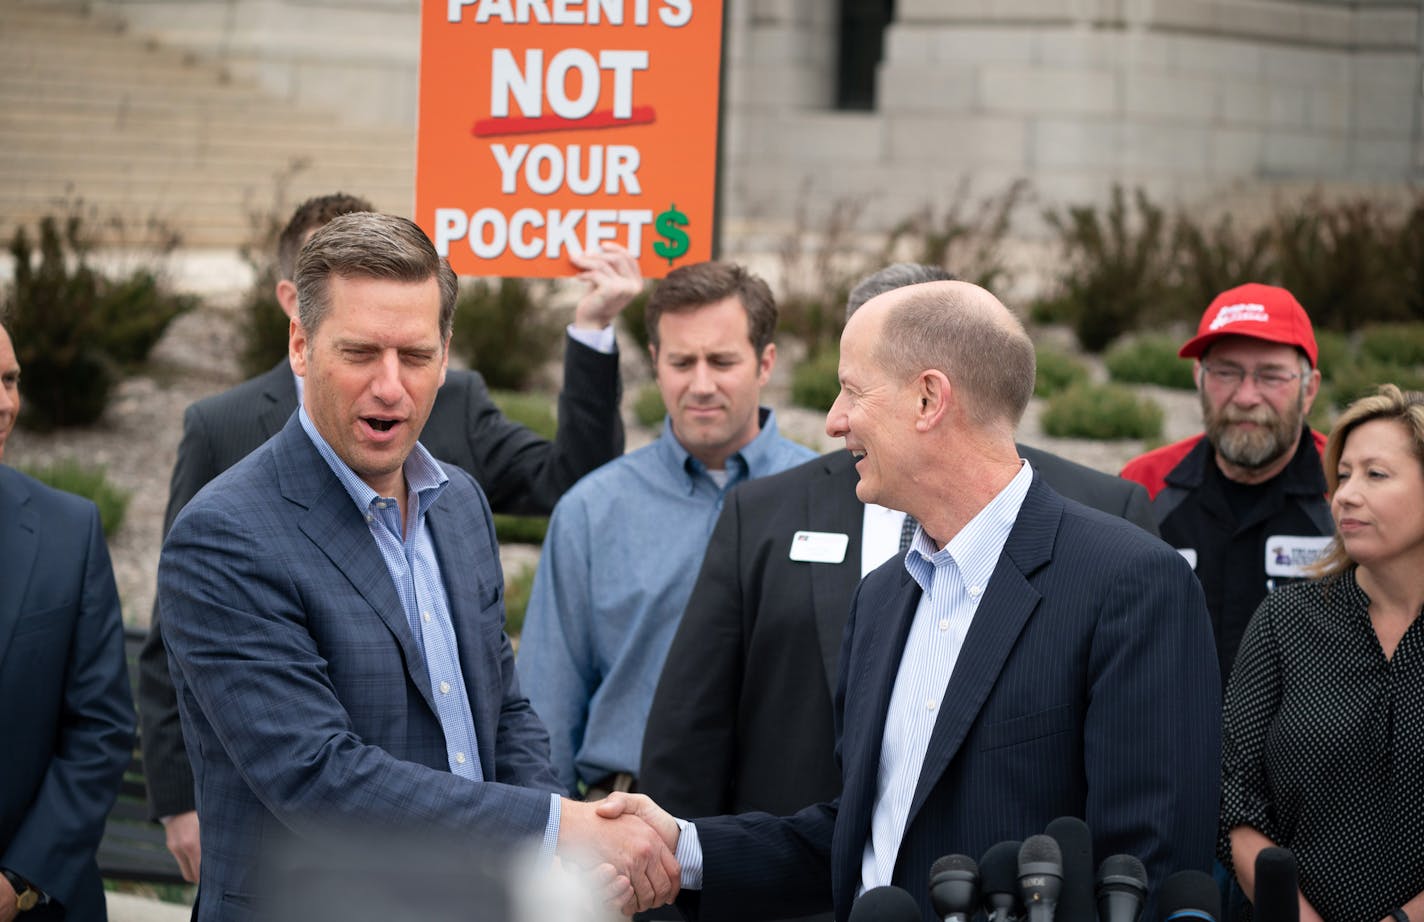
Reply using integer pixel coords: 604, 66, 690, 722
1220, 384, 1424, 922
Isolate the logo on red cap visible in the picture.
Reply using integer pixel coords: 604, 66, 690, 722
1208, 302, 1271, 331
1179, 283, 1317, 367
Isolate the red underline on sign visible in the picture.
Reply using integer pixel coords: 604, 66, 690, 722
471, 106, 656, 137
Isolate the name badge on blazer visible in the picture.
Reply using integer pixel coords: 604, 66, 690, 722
1264, 534, 1332, 578
789, 530, 849, 564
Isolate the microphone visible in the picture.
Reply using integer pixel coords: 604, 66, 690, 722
1018, 835, 1064, 922
929, 854, 980, 922
1045, 816, 1094, 922
1095, 854, 1148, 922
1254, 847, 1299, 922
980, 840, 1025, 922
849, 885, 923, 922
1156, 870, 1220, 922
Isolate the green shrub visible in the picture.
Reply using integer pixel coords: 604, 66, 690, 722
494, 515, 549, 545
1313, 330, 1352, 382
490, 390, 558, 439
1033, 348, 1090, 398
1325, 358, 1424, 410
18, 459, 131, 537
778, 294, 847, 360
451, 278, 562, 391
1034, 186, 1175, 352
1171, 213, 1275, 328
235, 165, 310, 378
791, 348, 841, 412
775, 196, 863, 358
93, 270, 197, 369
1041, 384, 1164, 440
1308, 388, 1336, 434
879, 179, 1027, 295
634, 383, 666, 429
1272, 195, 1415, 333
486, 391, 558, 545
618, 287, 653, 367
1358, 323, 1424, 368
3, 211, 192, 430
503, 564, 537, 638
1104, 335, 1196, 390
237, 285, 290, 378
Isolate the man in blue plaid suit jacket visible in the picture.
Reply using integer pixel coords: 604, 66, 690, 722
157, 213, 676, 921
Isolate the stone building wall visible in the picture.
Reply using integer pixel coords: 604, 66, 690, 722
88, 0, 1424, 233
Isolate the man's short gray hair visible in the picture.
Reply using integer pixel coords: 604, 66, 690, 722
846, 263, 957, 319
295, 213, 458, 341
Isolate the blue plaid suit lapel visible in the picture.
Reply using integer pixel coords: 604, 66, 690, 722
273, 417, 440, 717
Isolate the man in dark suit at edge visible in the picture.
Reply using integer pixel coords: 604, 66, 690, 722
639, 265, 1159, 922
138, 192, 640, 881
0, 318, 135, 921
606, 279, 1220, 921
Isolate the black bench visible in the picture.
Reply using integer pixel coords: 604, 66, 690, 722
97, 627, 186, 885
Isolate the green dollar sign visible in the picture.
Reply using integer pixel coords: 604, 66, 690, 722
653, 203, 690, 266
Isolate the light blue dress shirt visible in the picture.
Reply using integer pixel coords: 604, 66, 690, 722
299, 408, 562, 851
516, 409, 817, 795
859, 459, 1031, 892
676, 460, 1034, 892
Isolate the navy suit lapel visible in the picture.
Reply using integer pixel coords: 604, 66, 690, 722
260, 361, 298, 439
838, 565, 922, 852
810, 452, 867, 697
273, 418, 439, 716
0, 469, 38, 657
905, 477, 1060, 823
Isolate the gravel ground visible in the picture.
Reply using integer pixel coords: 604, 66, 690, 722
6, 301, 1203, 628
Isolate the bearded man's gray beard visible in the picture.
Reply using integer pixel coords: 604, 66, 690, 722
1202, 387, 1305, 471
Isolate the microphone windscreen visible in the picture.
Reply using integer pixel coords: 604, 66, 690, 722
930, 854, 980, 918
931, 854, 979, 879
1046, 816, 1094, 922
1097, 854, 1148, 891
849, 885, 923, 922
1096, 854, 1148, 922
981, 840, 1024, 914
1157, 870, 1220, 922
1254, 847, 1299, 922
1019, 834, 1064, 874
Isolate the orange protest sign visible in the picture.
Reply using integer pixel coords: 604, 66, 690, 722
416, 0, 724, 279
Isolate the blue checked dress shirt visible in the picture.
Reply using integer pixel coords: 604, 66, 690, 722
517, 409, 816, 795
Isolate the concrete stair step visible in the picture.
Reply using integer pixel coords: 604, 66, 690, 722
0, 0, 419, 251
1, 123, 409, 152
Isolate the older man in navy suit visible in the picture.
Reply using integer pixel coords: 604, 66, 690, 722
604, 280, 1220, 921
158, 213, 675, 921
0, 320, 134, 921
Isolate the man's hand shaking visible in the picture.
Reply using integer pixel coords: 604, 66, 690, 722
558, 794, 681, 916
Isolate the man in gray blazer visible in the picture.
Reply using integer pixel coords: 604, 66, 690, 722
139, 193, 640, 881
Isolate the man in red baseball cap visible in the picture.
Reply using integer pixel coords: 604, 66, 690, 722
1121, 282, 1330, 689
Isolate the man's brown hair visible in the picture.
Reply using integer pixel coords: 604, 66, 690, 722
646, 261, 777, 355
277, 193, 375, 283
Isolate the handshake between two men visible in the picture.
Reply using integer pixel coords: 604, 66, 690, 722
561, 793, 683, 915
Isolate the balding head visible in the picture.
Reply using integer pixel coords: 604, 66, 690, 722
856, 280, 1036, 430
